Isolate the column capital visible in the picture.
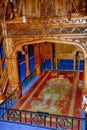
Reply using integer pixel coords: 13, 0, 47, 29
24, 45, 28, 55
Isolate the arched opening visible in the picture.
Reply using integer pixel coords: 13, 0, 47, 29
12, 40, 85, 97
11, 40, 86, 124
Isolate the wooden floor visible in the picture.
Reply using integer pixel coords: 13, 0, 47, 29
13, 70, 84, 118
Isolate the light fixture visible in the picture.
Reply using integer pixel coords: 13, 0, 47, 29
82, 19, 86, 24
22, 16, 26, 23
76, 20, 79, 24
10, 0, 13, 2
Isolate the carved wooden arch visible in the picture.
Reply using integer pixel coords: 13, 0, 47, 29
12, 39, 86, 58
6, 37, 87, 100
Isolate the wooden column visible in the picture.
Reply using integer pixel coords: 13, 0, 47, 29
55, 56, 58, 69
73, 56, 76, 71
13, 54, 22, 99
0, 55, 5, 100
2, 17, 22, 99
77, 56, 80, 70
24, 45, 30, 77
6, 53, 22, 99
34, 44, 41, 75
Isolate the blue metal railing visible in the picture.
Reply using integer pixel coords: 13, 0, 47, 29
21, 70, 36, 89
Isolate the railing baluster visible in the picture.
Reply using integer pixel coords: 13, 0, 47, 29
1, 108, 4, 120
30, 113, 32, 125
25, 112, 27, 123
11, 95, 12, 105
20, 111, 21, 123
44, 115, 46, 127
50, 115, 52, 127
71, 118, 73, 130
7, 109, 9, 121
78, 120, 80, 130
56, 116, 58, 129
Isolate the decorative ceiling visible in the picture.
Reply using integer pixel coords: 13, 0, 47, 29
0, 0, 87, 20
0, 0, 87, 56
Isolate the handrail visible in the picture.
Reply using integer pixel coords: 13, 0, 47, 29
42, 61, 84, 71
0, 107, 86, 130
3, 72, 8, 94
58, 62, 84, 70
0, 68, 8, 94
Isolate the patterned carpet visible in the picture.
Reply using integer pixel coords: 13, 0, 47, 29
13, 70, 83, 118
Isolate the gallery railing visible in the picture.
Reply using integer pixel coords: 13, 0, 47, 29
42, 62, 84, 71
58, 63, 84, 71
0, 107, 86, 130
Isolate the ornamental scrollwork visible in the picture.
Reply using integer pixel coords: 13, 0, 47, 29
7, 27, 87, 36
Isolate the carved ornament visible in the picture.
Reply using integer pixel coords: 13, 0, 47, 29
6, 26, 87, 36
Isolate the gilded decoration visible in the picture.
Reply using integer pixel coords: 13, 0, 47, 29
7, 26, 87, 36
0, 0, 86, 19
10, 36, 87, 54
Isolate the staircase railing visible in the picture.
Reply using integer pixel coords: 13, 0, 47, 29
0, 68, 9, 98
0, 89, 18, 109
21, 70, 36, 89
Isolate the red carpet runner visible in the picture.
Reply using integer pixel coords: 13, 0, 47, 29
14, 70, 83, 118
